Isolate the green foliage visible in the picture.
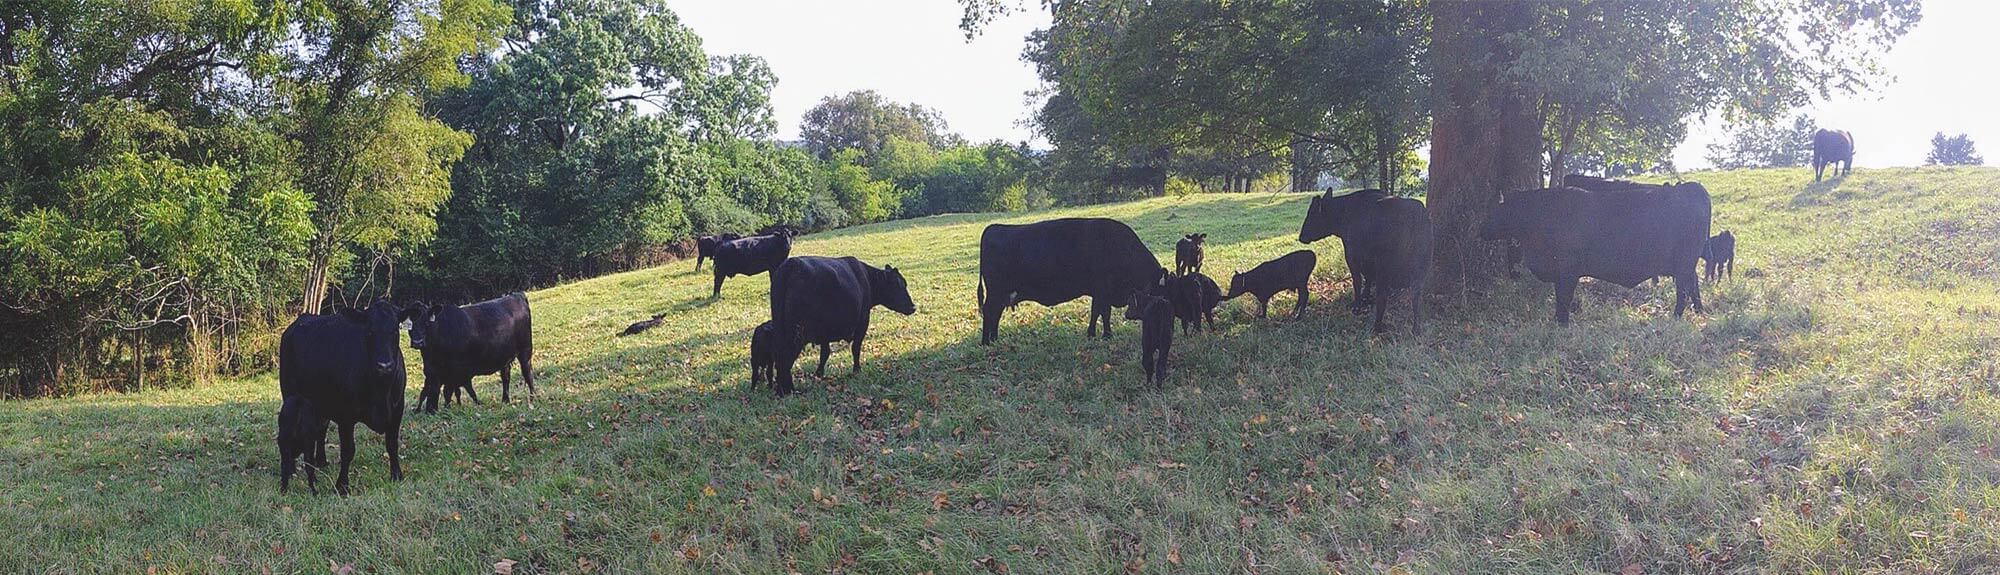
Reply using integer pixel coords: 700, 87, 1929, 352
1707, 115, 1819, 170
798, 90, 957, 160
1927, 132, 1983, 166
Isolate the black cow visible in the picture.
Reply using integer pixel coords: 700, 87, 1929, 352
1704, 230, 1736, 281
1124, 281, 1175, 388
748, 320, 791, 391
977, 218, 1164, 344
1298, 189, 1432, 334
1175, 233, 1206, 276
277, 300, 409, 495
1168, 272, 1222, 335
1479, 182, 1711, 324
1225, 250, 1317, 319
1813, 129, 1854, 182
711, 233, 793, 298
694, 233, 742, 272
405, 292, 535, 413
767, 256, 917, 395
277, 396, 327, 494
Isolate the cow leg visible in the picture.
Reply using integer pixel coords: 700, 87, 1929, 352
518, 350, 536, 399
385, 427, 402, 481
816, 343, 832, 378
335, 422, 356, 496
1257, 296, 1269, 319
695, 255, 705, 273
305, 453, 318, 495
1295, 286, 1309, 318
1680, 269, 1704, 315
1140, 347, 1155, 386
1409, 282, 1425, 337
1371, 289, 1389, 334
850, 331, 865, 375
418, 378, 442, 414
711, 271, 725, 299
774, 337, 800, 397
980, 298, 1004, 345
280, 451, 295, 493
1554, 277, 1578, 325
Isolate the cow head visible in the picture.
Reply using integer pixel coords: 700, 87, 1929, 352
340, 299, 406, 376
401, 302, 437, 350
1185, 233, 1206, 245
1223, 269, 1248, 300
874, 265, 917, 315
1125, 275, 1172, 320
1299, 189, 1386, 244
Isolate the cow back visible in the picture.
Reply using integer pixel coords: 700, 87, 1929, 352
980, 218, 1161, 307
1524, 184, 1710, 287
771, 256, 874, 345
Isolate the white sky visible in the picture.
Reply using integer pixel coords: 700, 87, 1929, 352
676, 0, 1997, 168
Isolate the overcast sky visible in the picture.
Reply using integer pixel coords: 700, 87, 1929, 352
676, 0, 1998, 169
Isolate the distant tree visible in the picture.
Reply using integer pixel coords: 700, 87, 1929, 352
1706, 115, 1818, 170
798, 91, 957, 160
1926, 132, 1984, 166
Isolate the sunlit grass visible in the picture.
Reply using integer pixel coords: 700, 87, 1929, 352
4, 167, 2000, 573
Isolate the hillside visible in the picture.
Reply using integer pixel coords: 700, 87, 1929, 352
5, 167, 2000, 573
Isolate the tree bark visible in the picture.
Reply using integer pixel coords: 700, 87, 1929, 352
1425, 1, 1545, 294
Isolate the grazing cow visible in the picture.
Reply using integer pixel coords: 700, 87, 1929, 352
977, 218, 1164, 344
1704, 231, 1736, 281
618, 313, 667, 337
1225, 250, 1317, 319
1479, 182, 1711, 325
277, 396, 327, 494
1168, 272, 1222, 334
1175, 233, 1207, 276
1813, 129, 1854, 182
767, 256, 917, 396
710, 233, 793, 298
694, 233, 742, 272
747, 321, 791, 391
1124, 281, 1175, 388
277, 300, 409, 495
1297, 189, 1432, 334
405, 292, 536, 413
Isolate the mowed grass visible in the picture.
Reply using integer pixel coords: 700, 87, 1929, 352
6, 168, 2000, 574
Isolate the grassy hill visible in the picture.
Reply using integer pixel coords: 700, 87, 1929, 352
6, 167, 2000, 573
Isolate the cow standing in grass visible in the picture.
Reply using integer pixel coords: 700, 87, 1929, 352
404, 292, 536, 413
1704, 231, 1736, 281
1480, 182, 1711, 324
1175, 233, 1206, 276
1297, 189, 1432, 335
1813, 129, 1854, 182
1169, 272, 1222, 334
767, 256, 917, 396
976, 218, 1164, 344
1125, 280, 1175, 387
277, 300, 409, 496
1225, 250, 1317, 319
711, 232, 793, 298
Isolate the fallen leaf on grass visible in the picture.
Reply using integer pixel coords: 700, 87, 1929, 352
492, 559, 516, 575
329, 560, 356, 575
1619, 563, 1643, 575
1167, 546, 1182, 566
975, 556, 1009, 573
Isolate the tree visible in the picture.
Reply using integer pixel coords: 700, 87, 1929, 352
1926, 132, 1984, 166
798, 90, 957, 160
1706, 115, 1818, 169
963, 0, 1921, 290
286, 0, 509, 314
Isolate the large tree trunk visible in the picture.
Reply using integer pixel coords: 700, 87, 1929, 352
1425, 1, 1544, 294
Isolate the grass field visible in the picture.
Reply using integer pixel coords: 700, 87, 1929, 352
6, 167, 2000, 574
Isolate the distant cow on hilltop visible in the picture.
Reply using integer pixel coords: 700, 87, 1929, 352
1813, 129, 1854, 182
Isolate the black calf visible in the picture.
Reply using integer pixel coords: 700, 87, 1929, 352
1225, 250, 1317, 319
1124, 286, 1174, 388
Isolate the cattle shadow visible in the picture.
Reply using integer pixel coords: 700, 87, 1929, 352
1791, 178, 1844, 206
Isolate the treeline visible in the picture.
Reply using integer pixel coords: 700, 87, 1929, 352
0, 1, 1047, 397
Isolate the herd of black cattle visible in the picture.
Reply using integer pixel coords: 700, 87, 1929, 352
273, 166, 1782, 495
